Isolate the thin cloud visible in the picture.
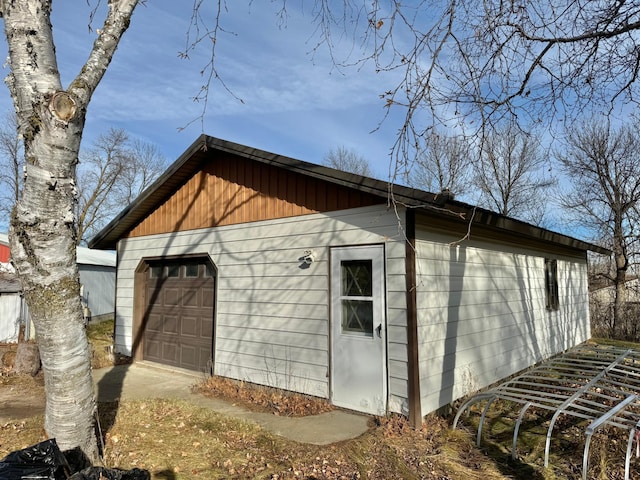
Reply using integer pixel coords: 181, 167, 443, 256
0, 2, 407, 180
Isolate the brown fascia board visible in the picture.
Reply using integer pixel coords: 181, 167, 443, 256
413, 199, 611, 256
88, 135, 611, 257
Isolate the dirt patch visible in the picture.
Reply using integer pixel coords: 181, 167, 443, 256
0, 319, 122, 425
0, 399, 45, 424
0, 372, 45, 424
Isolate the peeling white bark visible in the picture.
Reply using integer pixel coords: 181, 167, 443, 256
1, 0, 139, 463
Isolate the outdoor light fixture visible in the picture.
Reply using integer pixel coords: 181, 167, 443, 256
302, 249, 317, 265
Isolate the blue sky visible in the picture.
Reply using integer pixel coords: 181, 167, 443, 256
0, 2, 614, 242
0, 2, 408, 180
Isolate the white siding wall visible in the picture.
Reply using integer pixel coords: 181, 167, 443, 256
415, 230, 590, 416
115, 205, 409, 412
79, 265, 116, 318
0, 293, 23, 342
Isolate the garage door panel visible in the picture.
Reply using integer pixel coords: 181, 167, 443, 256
164, 288, 180, 306
202, 288, 215, 308
180, 345, 197, 369
163, 315, 179, 334
145, 339, 161, 360
182, 289, 199, 307
199, 347, 211, 369
147, 313, 163, 332
202, 318, 213, 337
181, 316, 198, 337
162, 343, 178, 364
143, 258, 215, 372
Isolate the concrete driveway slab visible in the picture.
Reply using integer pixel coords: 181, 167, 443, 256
93, 362, 370, 445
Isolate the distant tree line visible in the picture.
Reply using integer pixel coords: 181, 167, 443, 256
3, 107, 636, 341
326, 118, 640, 342
0, 113, 167, 245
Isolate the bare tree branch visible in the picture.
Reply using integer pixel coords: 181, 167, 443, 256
76, 128, 167, 244
323, 146, 373, 177
475, 121, 554, 225
303, 1, 640, 166
557, 119, 640, 336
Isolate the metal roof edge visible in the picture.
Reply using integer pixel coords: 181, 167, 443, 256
414, 199, 612, 256
88, 135, 611, 256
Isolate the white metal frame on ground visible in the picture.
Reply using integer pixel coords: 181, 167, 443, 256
453, 344, 640, 480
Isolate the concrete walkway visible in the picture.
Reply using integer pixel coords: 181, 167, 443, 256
92, 362, 370, 445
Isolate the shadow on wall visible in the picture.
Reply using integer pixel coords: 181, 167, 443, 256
100, 174, 210, 437
438, 244, 466, 408
102, 172, 264, 432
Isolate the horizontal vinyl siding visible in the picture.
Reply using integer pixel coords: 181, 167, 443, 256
415, 230, 589, 416
383, 237, 409, 414
0, 294, 22, 342
79, 266, 115, 318
115, 205, 409, 411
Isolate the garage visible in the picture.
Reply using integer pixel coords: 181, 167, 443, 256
142, 257, 215, 372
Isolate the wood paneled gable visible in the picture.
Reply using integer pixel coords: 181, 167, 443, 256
89, 135, 609, 256
127, 151, 383, 238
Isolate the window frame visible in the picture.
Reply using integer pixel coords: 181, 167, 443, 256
545, 258, 559, 311
340, 259, 375, 337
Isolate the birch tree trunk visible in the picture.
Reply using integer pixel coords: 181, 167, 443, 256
1, 0, 138, 462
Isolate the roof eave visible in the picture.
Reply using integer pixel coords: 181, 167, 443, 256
88, 135, 611, 257
411, 199, 611, 256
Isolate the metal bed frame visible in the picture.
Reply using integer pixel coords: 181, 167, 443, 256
453, 344, 640, 480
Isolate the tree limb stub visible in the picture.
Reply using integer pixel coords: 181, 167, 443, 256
48, 91, 76, 123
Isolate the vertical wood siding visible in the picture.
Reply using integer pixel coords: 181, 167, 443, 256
115, 205, 409, 412
414, 229, 590, 416
127, 156, 381, 238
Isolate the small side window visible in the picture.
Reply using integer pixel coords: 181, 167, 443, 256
167, 264, 180, 278
545, 258, 559, 311
184, 263, 199, 277
150, 265, 163, 278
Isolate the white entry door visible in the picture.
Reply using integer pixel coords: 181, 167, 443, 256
330, 245, 387, 415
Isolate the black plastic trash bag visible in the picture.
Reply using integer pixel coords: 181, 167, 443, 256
0, 439, 150, 480
0, 438, 71, 480
68, 467, 150, 480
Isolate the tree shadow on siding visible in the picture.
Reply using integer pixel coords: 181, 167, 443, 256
438, 244, 466, 408
97, 172, 212, 434
97, 168, 275, 435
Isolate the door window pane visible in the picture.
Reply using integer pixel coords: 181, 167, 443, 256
341, 299, 373, 336
340, 259, 374, 336
341, 260, 372, 296
150, 265, 163, 278
184, 263, 199, 277
167, 264, 180, 278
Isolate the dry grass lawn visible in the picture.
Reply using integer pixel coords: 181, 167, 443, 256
2, 324, 639, 479
0, 394, 515, 479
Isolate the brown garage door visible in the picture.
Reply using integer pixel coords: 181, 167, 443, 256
143, 258, 215, 372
